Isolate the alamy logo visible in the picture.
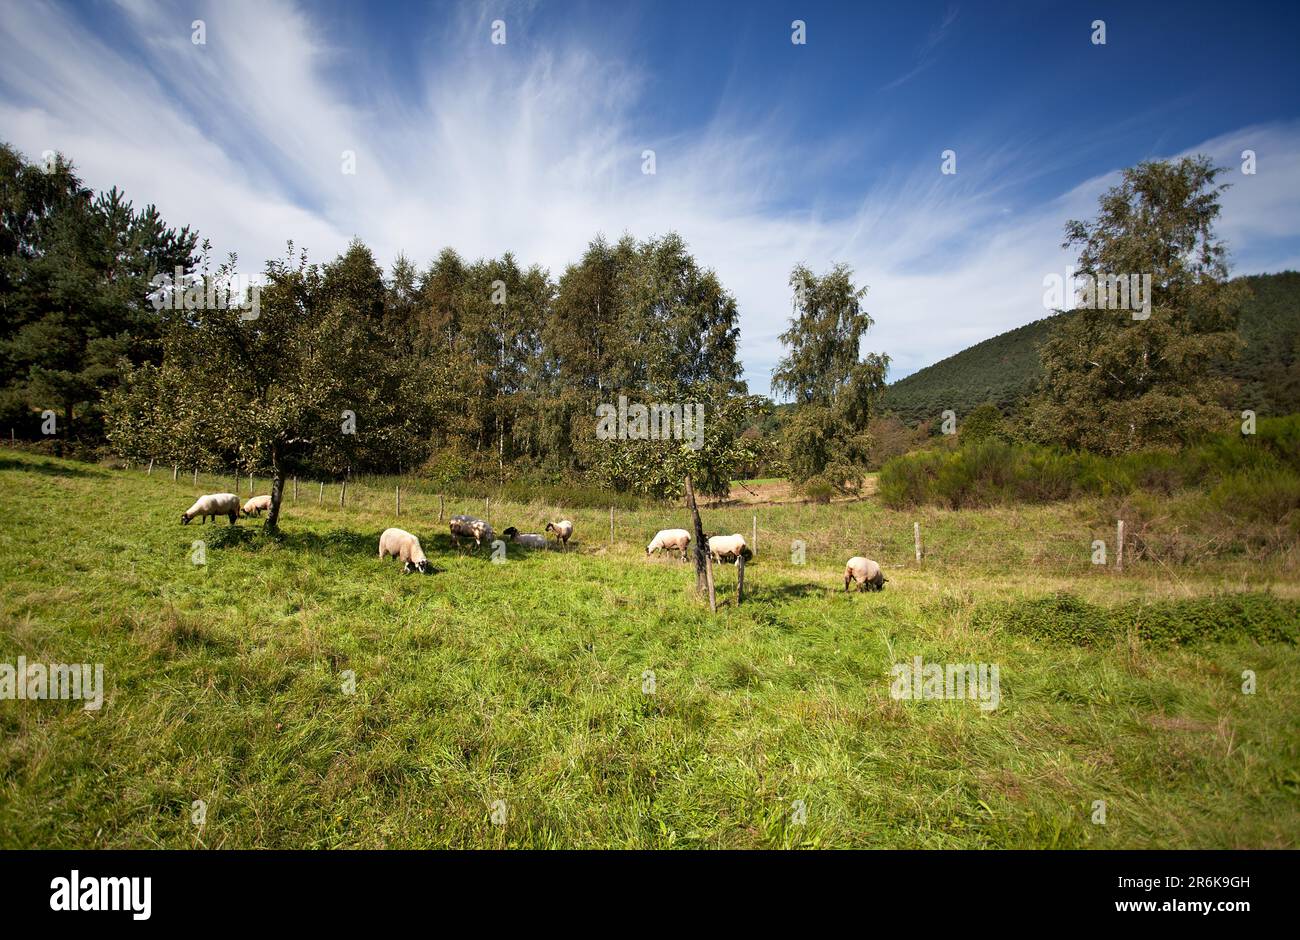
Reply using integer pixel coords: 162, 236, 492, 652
890, 656, 1000, 711
149, 266, 261, 320
50, 870, 151, 920
0, 657, 103, 710
1042, 265, 1152, 320
595, 394, 705, 450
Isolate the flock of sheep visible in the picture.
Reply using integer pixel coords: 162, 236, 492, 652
180, 492, 889, 592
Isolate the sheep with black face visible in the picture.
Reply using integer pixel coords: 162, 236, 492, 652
844, 556, 887, 592
379, 527, 433, 574
181, 493, 241, 525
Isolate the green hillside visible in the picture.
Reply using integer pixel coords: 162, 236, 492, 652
880, 271, 1300, 425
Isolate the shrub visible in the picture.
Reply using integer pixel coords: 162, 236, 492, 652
974, 591, 1300, 648
878, 417, 1300, 510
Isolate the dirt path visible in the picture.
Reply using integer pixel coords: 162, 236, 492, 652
721, 475, 878, 506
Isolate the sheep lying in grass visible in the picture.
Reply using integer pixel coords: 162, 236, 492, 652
449, 514, 494, 550
647, 528, 691, 560
545, 520, 574, 549
502, 526, 547, 549
241, 494, 273, 517
181, 493, 241, 525
844, 556, 887, 592
379, 527, 433, 574
707, 533, 753, 564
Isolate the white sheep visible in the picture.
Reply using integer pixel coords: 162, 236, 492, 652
181, 493, 241, 525
449, 514, 494, 550
844, 556, 887, 592
379, 527, 433, 574
646, 528, 692, 560
545, 520, 574, 549
707, 533, 752, 565
241, 494, 273, 517
502, 526, 547, 549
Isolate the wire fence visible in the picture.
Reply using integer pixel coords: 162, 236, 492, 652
118, 459, 1212, 578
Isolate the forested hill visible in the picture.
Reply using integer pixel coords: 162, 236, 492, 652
879, 271, 1300, 425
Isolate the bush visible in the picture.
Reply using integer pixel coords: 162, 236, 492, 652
878, 416, 1300, 510
974, 591, 1300, 647
1204, 469, 1300, 524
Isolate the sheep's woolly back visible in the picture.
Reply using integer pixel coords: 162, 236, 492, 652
648, 528, 691, 552
546, 520, 574, 539
380, 527, 427, 565
243, 494, 273, 514
449, 515, 494, 545
845, 557, 883, 585
707, 534, 750, 559
185, 493, 241, 518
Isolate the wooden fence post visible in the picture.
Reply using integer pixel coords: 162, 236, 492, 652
439, 493, 444, 521
735, 553, 746, 605
192, 468, 198, 486
340, 478, 347, 508
705, 552, 717, 613
752, 513, 757, 555
147, 459, 154, 476
396, 485, 401, 517
172, 464, 178, 482
318, 482, 324, 506
292, 476, 297, 502
914, 522, 922, 563
610, 506, 614, 546
1116, 520, 1124, 571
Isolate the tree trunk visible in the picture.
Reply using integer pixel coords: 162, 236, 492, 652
684, 475, 712, 609
266, 443, 285, 532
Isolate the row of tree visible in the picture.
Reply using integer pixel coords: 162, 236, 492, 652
2, 141, 1249, 523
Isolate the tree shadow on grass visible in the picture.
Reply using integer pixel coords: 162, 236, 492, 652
278, 528, 375, 557
202, 525, 260, 550
0, 455, 103, 478
739, 581, 832, 604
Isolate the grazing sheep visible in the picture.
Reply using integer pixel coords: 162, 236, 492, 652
502, 526, 547, 549
646, 528, 692, 560
241, 494, 273, 517
379, 527, 433, 574
844, 556, 887, 592
707, 533, 753, 564
545, 520, 574, 549
181, 493, 241, 525
449, 514, 494, 550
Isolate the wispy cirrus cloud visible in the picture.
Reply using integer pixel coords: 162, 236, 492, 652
882, 4, 960, 91
1, 0, 1297, 395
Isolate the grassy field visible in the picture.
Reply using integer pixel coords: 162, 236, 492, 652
1, 449, 1297, 848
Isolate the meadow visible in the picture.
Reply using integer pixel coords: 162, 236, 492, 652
1, 448, 1297, 848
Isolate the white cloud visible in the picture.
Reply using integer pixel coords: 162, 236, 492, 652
2, 0, 1297, 394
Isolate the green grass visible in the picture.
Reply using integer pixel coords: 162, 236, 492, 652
1, 449, 1298, 848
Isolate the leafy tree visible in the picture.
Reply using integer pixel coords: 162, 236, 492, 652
544, 233, 751, 494
771, 263, 889, 492
960, 403, 1007, 444
1030, 156, 1244, 453
108, 244, 442, 530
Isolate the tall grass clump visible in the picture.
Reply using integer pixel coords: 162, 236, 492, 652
975, 591, 1300, 647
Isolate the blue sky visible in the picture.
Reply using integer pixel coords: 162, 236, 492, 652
2, 0, 1299, 395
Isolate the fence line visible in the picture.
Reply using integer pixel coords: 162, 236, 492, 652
122, 463, 1164, 572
